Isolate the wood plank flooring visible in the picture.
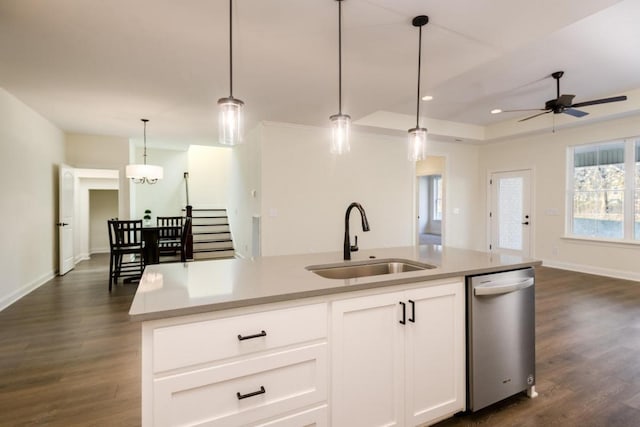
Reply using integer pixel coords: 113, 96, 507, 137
1, 256, 640, 426
0, 254, 140, 426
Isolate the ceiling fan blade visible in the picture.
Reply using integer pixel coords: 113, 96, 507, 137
557, 94, 575, 107
571, 95, 628, 108
518, 111, 551, 122
563, 108, 588, 118
500, 108, 547, 113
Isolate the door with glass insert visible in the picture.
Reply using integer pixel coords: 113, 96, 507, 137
489, 170, 532, 257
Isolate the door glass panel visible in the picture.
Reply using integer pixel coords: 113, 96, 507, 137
498, 177, 523, 250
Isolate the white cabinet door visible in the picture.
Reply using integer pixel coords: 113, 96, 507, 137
404, 282, 465, 426
331, 280, 465, 427
331, 291, 405, 427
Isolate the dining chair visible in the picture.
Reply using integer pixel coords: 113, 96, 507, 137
108, 219, 145, 291
157, 216, 184, 257
157, 217, 192, 263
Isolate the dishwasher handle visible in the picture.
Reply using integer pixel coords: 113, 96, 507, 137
474, 277, 534, 296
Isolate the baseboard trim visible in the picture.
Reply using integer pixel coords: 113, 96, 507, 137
75, 253, 90, 263
0, 270, 56, 312
542, 259, 640, 283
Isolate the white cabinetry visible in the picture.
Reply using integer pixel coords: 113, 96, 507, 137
142, 303, 328, 427
141, 278, 465, 427
331, 280, 465, 427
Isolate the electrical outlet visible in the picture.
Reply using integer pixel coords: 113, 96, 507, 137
552, 246, 559, 256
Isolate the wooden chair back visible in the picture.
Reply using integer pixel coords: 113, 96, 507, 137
157, 216, 184, 240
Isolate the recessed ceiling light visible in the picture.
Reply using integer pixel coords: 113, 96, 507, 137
421, 95, 434, 101
491, 109, 502, 114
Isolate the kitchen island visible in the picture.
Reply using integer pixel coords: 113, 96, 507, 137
130, 246, 541, 427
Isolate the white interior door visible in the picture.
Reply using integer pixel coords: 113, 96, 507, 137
59, 164, 75, 275
489, 170, 532, 257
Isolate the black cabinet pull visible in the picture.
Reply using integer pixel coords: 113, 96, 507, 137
236, 386, 266, 400
408, 299, 415, 323
399, 301, 406, 325
237, 330, 267, 341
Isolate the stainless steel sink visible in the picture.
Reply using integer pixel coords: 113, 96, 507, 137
307, 258, 436, 280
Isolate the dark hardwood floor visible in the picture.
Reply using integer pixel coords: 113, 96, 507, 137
1, 256, 640, 426
0, 254, 140, 426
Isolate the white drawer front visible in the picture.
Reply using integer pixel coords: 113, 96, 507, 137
153, 303, 327, 372
153, 343, 327, 427
252, 404, 328, 427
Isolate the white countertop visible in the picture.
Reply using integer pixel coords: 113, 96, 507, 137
128, 245, 541, 321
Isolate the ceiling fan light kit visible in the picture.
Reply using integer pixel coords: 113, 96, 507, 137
493, 70, 628, 123
408, 14, 429, 162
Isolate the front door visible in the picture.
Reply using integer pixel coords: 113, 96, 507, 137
58, 164, 75, 275
489, 170, 532, 257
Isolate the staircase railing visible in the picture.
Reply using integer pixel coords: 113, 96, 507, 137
185, 205, 193, 260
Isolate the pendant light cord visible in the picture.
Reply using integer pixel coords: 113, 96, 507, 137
338, 0, 343, 115
416, 24, 422, 128
229, 0, 234, 98
142, 119, 148, 165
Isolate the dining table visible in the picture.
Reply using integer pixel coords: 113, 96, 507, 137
141, 225, 181, 265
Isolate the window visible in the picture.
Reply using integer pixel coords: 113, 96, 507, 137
568, 139, 640, 240
432, 175, 442, 221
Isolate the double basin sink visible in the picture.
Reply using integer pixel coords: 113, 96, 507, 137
307, 258, 436, 280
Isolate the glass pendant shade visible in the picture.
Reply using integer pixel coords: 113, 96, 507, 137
408, 127, 427, 161
126, 164, 163, 184
218, 97, 244, 146
330, 113, 351, 155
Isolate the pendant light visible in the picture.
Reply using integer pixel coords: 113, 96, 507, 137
126, 119, 163, 184
408, 15, 429, 162
330, 0, 350, 155
218, 0, 244, 145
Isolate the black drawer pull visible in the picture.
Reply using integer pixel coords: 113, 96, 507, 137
237, 386, 266, 400
237, 330, 267, 341
408, 299, 415, 323
399, 301, 406, 325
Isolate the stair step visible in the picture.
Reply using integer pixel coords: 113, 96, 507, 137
194, 247, 235, 253
194, 241, 233, 250
194, 238, 233, 244
193, 251, 235, 260
192, 216, 228, 219
193, 231, 231, 236
192, 223, 229, 227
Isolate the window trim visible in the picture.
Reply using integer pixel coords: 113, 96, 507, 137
566, 138, 638, 241
432, 175, 442, 221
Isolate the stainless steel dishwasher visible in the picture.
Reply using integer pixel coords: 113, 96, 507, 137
466, 267, 537, 411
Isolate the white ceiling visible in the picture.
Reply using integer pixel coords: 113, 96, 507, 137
1, 0, 639, 146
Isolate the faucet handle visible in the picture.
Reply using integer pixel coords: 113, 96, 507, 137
350, 235, 359, 252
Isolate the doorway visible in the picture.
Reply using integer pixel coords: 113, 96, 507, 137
89, 190, 118, 254
416, 156, 445, 246
489, 169, 532, 257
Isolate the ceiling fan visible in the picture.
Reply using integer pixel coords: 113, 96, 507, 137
494, 71, 628, 122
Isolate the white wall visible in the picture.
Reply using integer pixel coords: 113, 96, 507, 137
89, 190, 118, 253
187, 145, 232, 208
0, 88, 65, 310
229, 127, 262, 259
259, 122, 415, 256
66, 133, 130, 219
479, 114, 640, 280
423, 140, 482, 250
131, 147, 188, 221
